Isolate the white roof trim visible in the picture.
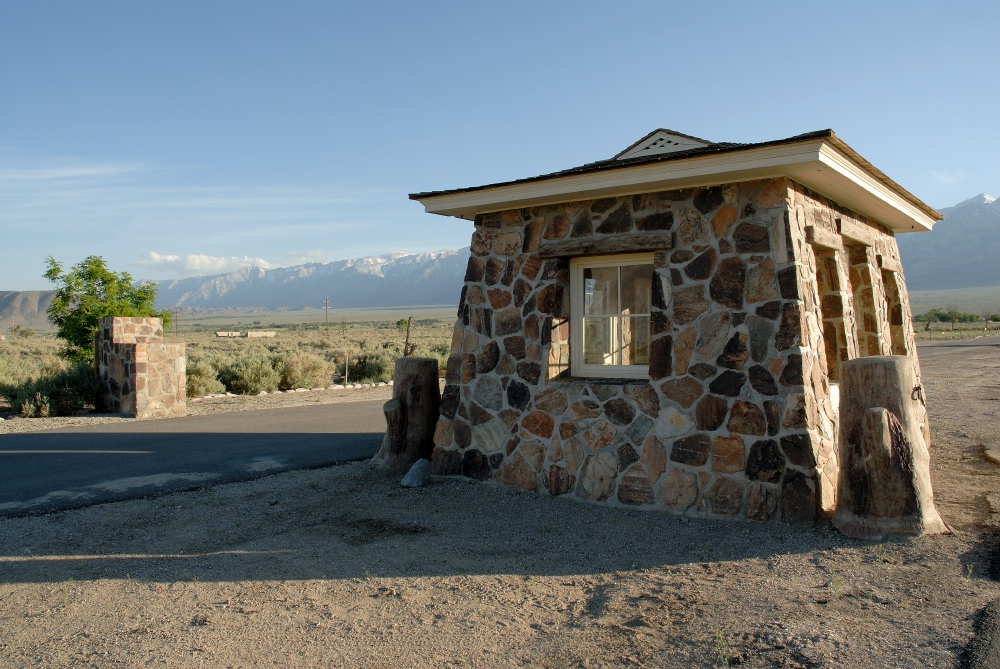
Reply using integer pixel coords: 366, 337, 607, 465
614, 130, 710, 160
414, 139, 937, 233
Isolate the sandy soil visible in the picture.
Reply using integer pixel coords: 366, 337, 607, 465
1, 344, 999, 668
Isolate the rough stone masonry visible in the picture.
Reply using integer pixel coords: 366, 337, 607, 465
428, 177, 927, 524
95, 316, 186, 419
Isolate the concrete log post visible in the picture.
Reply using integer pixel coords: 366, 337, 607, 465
373, 357, 441, 474
832, 355, 949, 538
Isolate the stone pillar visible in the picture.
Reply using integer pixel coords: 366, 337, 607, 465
373, 357, 441, 473
832, 356, 948, 538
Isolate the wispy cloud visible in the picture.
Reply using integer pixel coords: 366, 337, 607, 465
137, 252, 273, 276
930, 169, 965, 185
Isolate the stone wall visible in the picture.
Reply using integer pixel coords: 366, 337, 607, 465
95, 317, 186, 419
432, 177, 920, 523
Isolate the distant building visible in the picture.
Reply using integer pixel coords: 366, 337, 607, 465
410, 129, 940, 523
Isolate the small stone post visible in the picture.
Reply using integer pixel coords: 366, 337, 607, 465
832, 356, 949, 538
373, 357, 441, 474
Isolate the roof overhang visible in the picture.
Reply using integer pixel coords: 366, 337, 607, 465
411, 134, 941, 233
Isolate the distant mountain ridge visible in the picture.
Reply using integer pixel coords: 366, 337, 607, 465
153, 247, 470, 309
2, 193, 998, 327
896, 193, 1000, 290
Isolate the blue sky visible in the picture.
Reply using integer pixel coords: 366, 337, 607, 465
2, 1, 998, 290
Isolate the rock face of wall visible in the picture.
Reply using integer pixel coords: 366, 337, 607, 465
431, 177, 921, 523
95, 317, 186, 419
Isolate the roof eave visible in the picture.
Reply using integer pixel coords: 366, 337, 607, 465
412, 136, 941, 233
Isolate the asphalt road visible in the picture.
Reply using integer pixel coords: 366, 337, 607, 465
916, 334, 1000, 357
0, 400, 385, 518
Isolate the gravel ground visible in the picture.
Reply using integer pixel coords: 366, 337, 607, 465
0, 350, 998, 668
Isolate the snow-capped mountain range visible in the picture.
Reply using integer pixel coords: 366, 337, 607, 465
153, 248, 470, 309
896, 193, 1000, 290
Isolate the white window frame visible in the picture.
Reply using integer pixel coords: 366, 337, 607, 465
569, 253, 654, 379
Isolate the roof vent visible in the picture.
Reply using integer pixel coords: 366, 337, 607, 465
614, 129, 711, 160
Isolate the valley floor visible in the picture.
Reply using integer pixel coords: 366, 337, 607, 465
0, 341, 998, 667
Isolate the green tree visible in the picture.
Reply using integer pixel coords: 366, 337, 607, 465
44, 255, 171, 362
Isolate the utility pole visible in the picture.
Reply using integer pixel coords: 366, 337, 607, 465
324, 297, 330, 335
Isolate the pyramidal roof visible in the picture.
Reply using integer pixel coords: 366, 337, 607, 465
410, 128, 942, 232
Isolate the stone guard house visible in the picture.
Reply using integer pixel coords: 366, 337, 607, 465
410, 129, 941, 523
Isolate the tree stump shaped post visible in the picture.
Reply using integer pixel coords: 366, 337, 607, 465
373, 357, 441, 474
832, 355, 949, 539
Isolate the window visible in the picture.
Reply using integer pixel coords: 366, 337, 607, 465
570, 254, 653, 378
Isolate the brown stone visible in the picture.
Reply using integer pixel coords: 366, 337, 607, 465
779, 354, 804, 386
453, 417, 472, 450
462, 449, 491, 480
708, 477, 744, 516
519, 440, 546, 471
710, 257, 746, 309
521, 411, 554, 439
745, 439, 783, 483
696, 395, 729, 431
571, 398, 603, 420
503, 335, 526, 360
746, 483, 777, 521
523, 219, 544, 253
512, 279, 532, 308
711, 206, 739, 237
602, 398, 636, 426
486, 308, 517, 338
728, 401, 767, 436
617, 443, 639, 469
596, 204, 632, 234
470, 228, 492, 256
670, 433, 711, 466
661, 468, 698, 512
672, 327, 697, 376
732, 223, 770, 253
495, 453, 538, 492
775, 302, 802, 350
492, 231, 522, 256
709, 370, 745, 397
461, 354, 477, 384
777, 266, 799, 300
617, 463, 654, 505
627, 384, 660, 418
535, 284, 563, 316
677, 208, 711, 246
440, 384, 460, 418
635, 211, 673, 231
487, 288, 512, 309
516, 361, 541, 385
764, 400, 782, 436
534, 387, 568, 414
756, 300, 781, 320
506, 380, 531, 411
673, 286, 710, 324
477, 341, 500, 374
746, 257, 777, 303
583, 420, 616, 452
641, 434, 667, 479
748, 365, 778, 395
520, 255, 542, 281
713, 435, 745, 473
780, 469, 816, 523
648, 335, 673, 380
716, 332, 748, 370
660, 376, 703, 409
431, 447, 463, 475
466, 285, 485, 305
544, 214, 570, 240
465, 256, 485, 282
544, 465, 575, 496
685, 248, 717, 281
484, 258, 504, 285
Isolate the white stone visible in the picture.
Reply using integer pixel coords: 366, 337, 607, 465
401, 458, 431, 488
332, 384, 345, 390
654, 406, 693, 439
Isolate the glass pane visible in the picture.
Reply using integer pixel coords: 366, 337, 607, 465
620, 263, 652, 315
583, 317, 613, 365
622, 316, 650, 365
583, 266, 618, 316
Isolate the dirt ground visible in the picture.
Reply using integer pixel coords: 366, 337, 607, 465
1, 341, 999, 668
